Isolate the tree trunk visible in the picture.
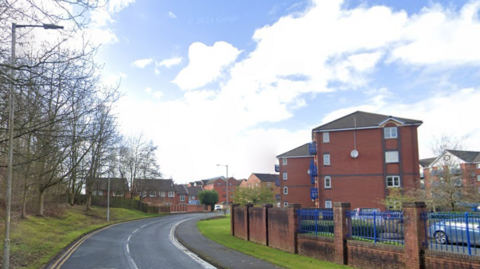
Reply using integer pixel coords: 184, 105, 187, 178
21, 183, 28, 218
86, 192, 92, 211
37, 189, 45, 216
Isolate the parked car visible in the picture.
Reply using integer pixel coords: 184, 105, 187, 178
214, 205, 222, 211
351, 208, 381, 220
429, 219, 480, 245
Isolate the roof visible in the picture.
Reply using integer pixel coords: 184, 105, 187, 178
419, 158, 437, 168
277, 143, 311, 158
206, 176, 226, 185
136, 179, 176, 192
252, 173, 279, 183
447, 150, 480, 163
175, 184, 188, 195
312, 111, 422, 132
236, 179, 246, 186
186, 186, 204, 196
88, 178, 129, 191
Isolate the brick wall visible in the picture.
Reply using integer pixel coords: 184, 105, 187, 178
233, 206, 247, 240
424, 250, 480, 269
297, 235, 335, 263
248, 206, 268, 245
347, 241, 405, 269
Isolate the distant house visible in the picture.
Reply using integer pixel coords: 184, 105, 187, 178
203, 176, 237, 205
136, 179, 177, 205
174, 184, 189, 204
419, 157, 436, 188
87, 177, 130, 198
186, 185, 203, 205
311, 111, 423, 209
240, 173, 280, 205
277, 143, 315, 208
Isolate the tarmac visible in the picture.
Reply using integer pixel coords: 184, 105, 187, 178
175, 214, 283, 269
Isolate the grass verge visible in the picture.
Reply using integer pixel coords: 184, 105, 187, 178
2, 205, 161, 269
197, 216, 349, 269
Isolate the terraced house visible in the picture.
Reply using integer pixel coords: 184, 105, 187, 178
309, 111, 423, 209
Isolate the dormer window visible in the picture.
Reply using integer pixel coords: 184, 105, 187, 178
384, 127, 398, 139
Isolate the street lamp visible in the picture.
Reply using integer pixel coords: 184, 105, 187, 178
217, 164, 228, 213
3, 22, 63, 269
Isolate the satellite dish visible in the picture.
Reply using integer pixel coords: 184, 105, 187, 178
350, 150, 359, 159
443, 155, 451, 161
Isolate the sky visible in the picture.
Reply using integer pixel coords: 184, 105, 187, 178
88, 0, 480, 184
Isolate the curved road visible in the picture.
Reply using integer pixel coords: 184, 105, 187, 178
49, 213, 218, 269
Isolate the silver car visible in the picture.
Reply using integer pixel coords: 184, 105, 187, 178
429, 219, 480, 245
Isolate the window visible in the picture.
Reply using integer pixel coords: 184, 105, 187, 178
283, 172, 288, 180
386, 176, 401, 187
283, 186, 288, 195
324, 176, 331, 189
168, 191, 174, 197
282, 158, 287, 165
323, 153, 330, 165
385, 151, 399, 163
323, 132, 330, 143
284, 202, 289, 207
190, 195, 195, 200
384, 127, 398, 139
477, 163, 480, 169
149, 191, 156, 198
267, 182, 271, 187
217, 183, 222, 186
113, 191, 124, 197
180, 195, 185, 201
160, 191, 166, 198
477, 175, 480, 182
93, 190, 103, 196
325, 200, 332, 208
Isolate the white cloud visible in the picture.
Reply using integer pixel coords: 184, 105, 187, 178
145, 87, 152, 93
156, 57, 182, 68
172, 42, 241, 90
153, 91, 164, 100
132, 58, 153, 68
168, 11, 177, 19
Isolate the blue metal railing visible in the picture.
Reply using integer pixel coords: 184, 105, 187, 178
274, 164, 280, 172
309, 141, 317, 155
423, 211, 480, 256
346, 210, 404, 245
297, 209, 334, 236
309, 159, 318, 177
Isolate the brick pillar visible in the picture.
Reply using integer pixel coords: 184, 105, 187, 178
403, 201, 427, 269
230, 203, 240, 236
287, 203, 301, 253
334, 202, 350, 265
245, 204, 253, 241
263, 203, 273, 246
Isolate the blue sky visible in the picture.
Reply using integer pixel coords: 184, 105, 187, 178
89, 0, 480, 184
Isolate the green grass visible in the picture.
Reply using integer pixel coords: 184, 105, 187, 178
197, 216, 349, 269
3, 205, 161, 269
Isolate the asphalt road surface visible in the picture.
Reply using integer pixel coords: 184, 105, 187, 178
50, 213, 218, 269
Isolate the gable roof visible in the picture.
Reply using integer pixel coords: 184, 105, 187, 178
175, 184, 188, 195
206, 176, 226, 185
186, 186, 203, 196
447, 150, 480, 163
277, 143, 312, 158
313, 111, 422, 132
136, 179, 176, 192
236, 179, 246, 186
88, 178, 129, 191
252, 173, 279, 183
419, 158, 437, 168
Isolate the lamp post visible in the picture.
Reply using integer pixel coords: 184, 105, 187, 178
107, 171, 111, 222
217, 164, 228, 213
3, 22, 63, 269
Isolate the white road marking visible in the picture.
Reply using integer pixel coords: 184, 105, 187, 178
126, 244, 130, 254
127, 235, 131, 242
170, 219, 217, 269
132, 228, 139, 234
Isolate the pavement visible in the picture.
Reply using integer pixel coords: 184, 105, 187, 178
175, 215, 283, 269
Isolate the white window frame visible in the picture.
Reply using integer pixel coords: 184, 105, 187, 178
190, 195, 195, 200
477, 175, 480, 182
160, 191, 166, 198
180, 195, 185, 201
323, 132, 330, 143
384, 127, 398, 139
386, 175, 401, 187
168, 191, 174, 197
323, 153, 330, 166
385, 151, 399, 163
149, 191, 156, 198
325, 200, 332, 208
282, 158, 287, 165
476, 163, 480, 169
283, 172, 287, 180
113, 191, 124, 197
283, 186, 288, 195
284, 201, 288, 207
324, 176, 331, 189
93, 190, 103, 196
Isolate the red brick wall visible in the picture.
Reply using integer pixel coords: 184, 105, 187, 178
279, 157, 315, 208
186, 204, 204, 212
248, 207, 267, 245
347, 241, 405, 269
424, 250, 480, 269
233, 207, 247, 240
297, 235, 335, 263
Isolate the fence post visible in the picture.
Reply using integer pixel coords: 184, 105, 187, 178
287, 203, 301, 253
245, 204, 253, 241
230, 203, 240, 236
402, 201, 427, 269
263, 203, 273, 246
334, 202, 350, 265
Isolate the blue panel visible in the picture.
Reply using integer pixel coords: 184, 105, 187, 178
310, 188, 318, 199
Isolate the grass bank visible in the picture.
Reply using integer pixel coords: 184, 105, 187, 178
3, 205, 161, 269
197, 216, 348, 269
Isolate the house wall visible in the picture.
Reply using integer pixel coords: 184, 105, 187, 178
314, 125, 420, 209
279, 157, 315, 208
204, 178, 237, 205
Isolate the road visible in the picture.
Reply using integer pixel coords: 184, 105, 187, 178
49, 213, 218, 269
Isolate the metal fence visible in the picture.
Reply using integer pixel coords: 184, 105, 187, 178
297, 208, 334, 236
423, 212, 480, 256
346, 210, 404, 245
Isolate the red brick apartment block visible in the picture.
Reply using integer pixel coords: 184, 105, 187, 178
240, 173, 280, 204
311, 111, 422, 209
203, 176, 237, 205
277, 143, 316, 208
